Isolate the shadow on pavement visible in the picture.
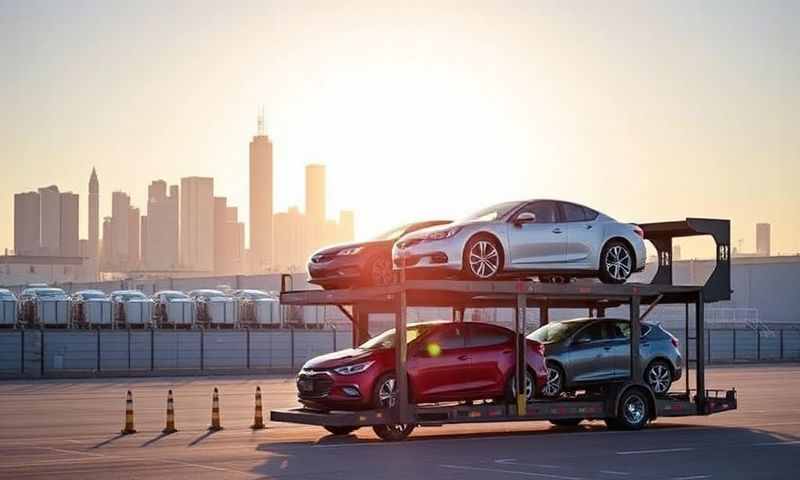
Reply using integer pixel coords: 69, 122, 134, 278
90, 433, 126, 449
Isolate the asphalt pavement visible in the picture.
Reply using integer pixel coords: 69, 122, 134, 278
0, 364, 798, 479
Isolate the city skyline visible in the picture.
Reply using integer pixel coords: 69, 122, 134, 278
0, 1, 798, 258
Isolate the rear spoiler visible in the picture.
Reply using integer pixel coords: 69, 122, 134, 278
639, 218, 731, 302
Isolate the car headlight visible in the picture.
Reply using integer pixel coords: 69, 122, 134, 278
424, 227, 462, 241
337, 246, 364, 256
333, 361, 375, 375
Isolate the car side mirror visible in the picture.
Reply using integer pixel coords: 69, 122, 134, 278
514, 212, 536, 226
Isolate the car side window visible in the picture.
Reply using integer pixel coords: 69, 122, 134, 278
562, 203, 588, 222
583, 207, 599, 221
428, 325, 466, 350
573, 322, 605, 344
518, 201, 558, 224
609, 321, 650, 339
467, 324, 512, 348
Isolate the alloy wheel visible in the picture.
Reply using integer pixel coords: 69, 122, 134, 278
647, 364, 672, 394
371, 258, 394, 286
623, 394, 646, 425
543, 366, 562, 397
510, 372, 534, 401
605, 245, 632, 281
378, 377, 398, 408
469, 240, 500, 279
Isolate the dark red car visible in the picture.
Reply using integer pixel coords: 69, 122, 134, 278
296, 321, 548, 412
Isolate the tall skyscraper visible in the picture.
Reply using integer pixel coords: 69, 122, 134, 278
142, 180, 179, 270
101, 217, 112, 264
59, 192, 79, 257
213, 197, 244, 274
273, 206, 306, 272
110, 191, 131, 266
88, 168, 99, 258
181, 177, 214, 271
756, 223, 771, 257
249, 115, 274, 271
38, 186, 61, 256
128, 206, 140, 268
14, 191, 40, 256
339, 210, 355, 244
305, 164, 326, 226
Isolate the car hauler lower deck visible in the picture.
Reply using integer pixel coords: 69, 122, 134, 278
271, 218, 737, 441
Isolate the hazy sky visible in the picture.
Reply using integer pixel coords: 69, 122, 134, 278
1, 0, 798, 257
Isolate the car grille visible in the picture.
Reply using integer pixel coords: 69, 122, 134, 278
297, 372, 334, 398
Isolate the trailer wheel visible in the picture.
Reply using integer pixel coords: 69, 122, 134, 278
372, 424, 415, 441
324, 426, 359, 436
610, 388, 649, 430
549, 419, 582, 427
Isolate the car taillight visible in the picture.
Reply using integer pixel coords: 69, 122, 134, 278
632, 224, 644, 238
671, 336, 679, 348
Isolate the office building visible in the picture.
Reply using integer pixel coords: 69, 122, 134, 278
249, 115, 273, 271
88, 168, 99, 258
14, 191, 40, 256
305, 164, 326, 226
109, 191, 130, 267
142, 181, 179, 270
59, 192, 79, 257
339, 210, 355, 244
180, 177, 214, 271
128, 206, 140, 268
101, 217, 112, 263
273, 206, 306, 272
214, 197, 245, 274
38, 186, 61, 256
756, 223, 771, 257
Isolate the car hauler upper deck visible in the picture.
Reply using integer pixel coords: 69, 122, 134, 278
271, 218, 737, 441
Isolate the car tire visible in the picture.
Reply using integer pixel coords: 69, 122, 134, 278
505, 369, 535, 403
324, 425, 359, 436
463, 235, 503, 280
365, 256, 395, 287
542, 362, 565, 398
599, 240, 634, 284
644, 360, 673, 396
612, 388, 650, 430
372, 423, 415, 441
549, 419, 583, 427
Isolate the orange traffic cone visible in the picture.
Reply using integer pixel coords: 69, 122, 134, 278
121, 390, 137, 434
208, 387, 223, 431
250, 386, 265, 430
162, 390, 177, 434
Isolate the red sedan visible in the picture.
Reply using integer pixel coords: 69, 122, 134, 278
296, 321, 548, 413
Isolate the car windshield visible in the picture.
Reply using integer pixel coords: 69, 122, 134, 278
460, 201, 521, 222
32, 288, 66, 298
190, 290, 225, 298
372, 224, 412, 241
0, 290, 13, 300
114, 292, 146, 301
528, 321, 588, 344
79, 291, 106, 300
359, 324, 436, 350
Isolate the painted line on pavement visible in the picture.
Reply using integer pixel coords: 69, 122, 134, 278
441, 464, 585, 480
616, 447, 694, 455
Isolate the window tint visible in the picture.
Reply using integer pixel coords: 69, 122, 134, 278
608, 321, 651, 339
428, 325, 466, 350
574, 322, 605, 343
518, 201, 558, 223
468, 324, 512, 347
583, 207, 598, 220
562, 203, 587, 222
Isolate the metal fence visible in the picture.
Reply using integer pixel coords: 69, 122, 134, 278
0, 327, 353, 378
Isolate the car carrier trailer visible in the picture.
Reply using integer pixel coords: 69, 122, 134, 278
271, 218, 737, 441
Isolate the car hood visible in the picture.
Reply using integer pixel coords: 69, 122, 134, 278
312, 240, 391, 256
398, 219, 493, 241
302, 348, 378, 370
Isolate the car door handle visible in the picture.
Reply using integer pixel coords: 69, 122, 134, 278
603, 346, 612, 351
552, 228, 563, 234
457, 354, 471, 361
502, 349, 512, 355
585, 224, 593, 230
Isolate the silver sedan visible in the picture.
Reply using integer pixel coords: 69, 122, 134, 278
392, 199, 646, 284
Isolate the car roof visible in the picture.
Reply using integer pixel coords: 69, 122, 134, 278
554, 317, 655, 326
75, 289, 105, 295
155, 290, 186, 295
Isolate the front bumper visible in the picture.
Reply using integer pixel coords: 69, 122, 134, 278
296, 369, 377, 411
307, 256, 365, 288
392, 239, 464, 273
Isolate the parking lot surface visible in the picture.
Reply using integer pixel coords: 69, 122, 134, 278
0, 364, 798, 479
